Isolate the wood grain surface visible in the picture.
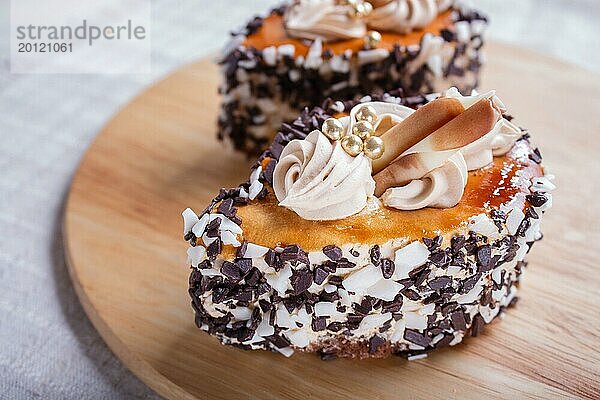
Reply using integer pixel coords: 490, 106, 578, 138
63, 42, 600, 400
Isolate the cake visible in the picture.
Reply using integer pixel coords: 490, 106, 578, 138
184, 88, 555, 359
218, 0, 488, 156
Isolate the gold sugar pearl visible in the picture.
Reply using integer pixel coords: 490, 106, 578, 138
348, 0, 372, 19
361, 1, 373, 16
364, 30, 382, 50
348, 5, 361, 19
352, 120, 374, 140
321, 118, 344, 141
341, 134, 364, 157
355, 104, 378, 124
363, 136, 385, 160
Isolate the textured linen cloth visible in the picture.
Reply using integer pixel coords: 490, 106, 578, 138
0, 1, 598, 399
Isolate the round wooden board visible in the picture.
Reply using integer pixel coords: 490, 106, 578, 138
64, 42, 600, 400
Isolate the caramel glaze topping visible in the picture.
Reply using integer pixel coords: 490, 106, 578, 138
242, 11, 454, 57
230, 140, 542, 254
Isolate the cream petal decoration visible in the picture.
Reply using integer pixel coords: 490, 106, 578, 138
273, 130, 375, 221
490, 117, 522, 156
460, 141, 493, 171
461, 118, 521, 169
381, 152, 467, 210
443, 87, 521, 169
366, 87, 520, 210
284, 0, 366, 42
462, 117, 520, 170
444, 87, 507, 114
406, 98, 499, 154
374, 97, 496, 197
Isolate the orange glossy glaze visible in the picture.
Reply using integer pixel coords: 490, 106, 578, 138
242, 11, 454, 57
232, 140, 542, 253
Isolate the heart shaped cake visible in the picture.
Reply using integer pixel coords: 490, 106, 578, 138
184, 88, 554, 359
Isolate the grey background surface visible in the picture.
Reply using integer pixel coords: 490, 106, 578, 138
0, 1, 598, 399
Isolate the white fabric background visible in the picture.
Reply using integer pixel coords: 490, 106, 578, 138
0, 1, 598, 398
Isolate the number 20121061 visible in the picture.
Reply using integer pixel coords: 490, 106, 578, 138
18, 42, 73, 53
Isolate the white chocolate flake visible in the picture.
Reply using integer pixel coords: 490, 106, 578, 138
393, 241, 429, 279
262, 46, 277, 66
248, 180, 263, 200
244, 243, 269, 258
404, 311, 428, 330
358, 313, 392, 334
182, 208, 199, 234
276, 304, 293, 328
277, 44, 295, 57
390, 319, 406, 343
365, 279, 403, 301
531, 176, 556, 193
230, 307, 252, 321
191, 213, 210, 237
457, 284, 484, 304
221, 230, 241, 247
314, 302, 339, 318
285, 330, 310, 348
266, 265, 293, 295
469, 213, 501, 239
506, 207, 525, 235
342, 264, 382, 292
187, 246, 207, 267
256, 311, 275, 337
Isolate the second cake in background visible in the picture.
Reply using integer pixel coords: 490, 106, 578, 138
219, 0, 488, 156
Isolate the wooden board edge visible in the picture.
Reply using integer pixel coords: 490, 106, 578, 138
63, 165, 197, 400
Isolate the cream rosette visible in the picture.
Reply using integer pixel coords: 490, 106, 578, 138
273, 130, 375, 221
367, 0, 454, 34
284, 0, 367, 42
373, 88, 521, 210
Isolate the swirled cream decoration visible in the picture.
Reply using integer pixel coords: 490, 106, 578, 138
367, 0, 453, 34
273, 130, 375, 220
284, 0, 366, 42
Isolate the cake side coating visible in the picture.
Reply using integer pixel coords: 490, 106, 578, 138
218, 4, 488, 156
185, 96, 555, 360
